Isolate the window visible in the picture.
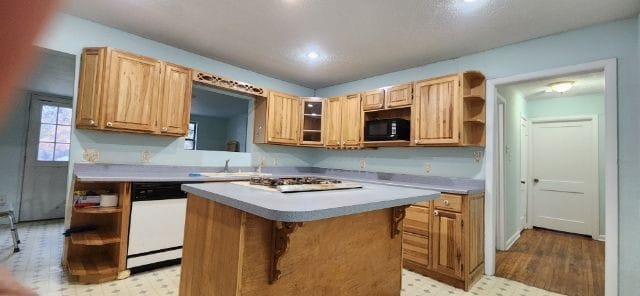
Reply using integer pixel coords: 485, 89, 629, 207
184, 122, 197, 150
37, 104, 72, 161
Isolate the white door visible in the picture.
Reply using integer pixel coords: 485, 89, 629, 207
519, 117, 528, 229
19, 94, 72, 221
531, 118, 598, 237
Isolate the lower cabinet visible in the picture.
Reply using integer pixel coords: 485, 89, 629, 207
402, 192, 485, 291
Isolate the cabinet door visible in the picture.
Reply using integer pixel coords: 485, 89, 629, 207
103, 50, 162, 133
362, 89, 384, 110
386, 83, 412, 108
413, 75, 460, 145
405, 205, 430, 237
324, 97, 342, 147
431, 209, 463, 279
300, 99, 324, 146
267, 91, 300, 144
403, 232, 429, 268
159, 63, 192, 136
341, 94, 362, 147
76, 48, 106, 129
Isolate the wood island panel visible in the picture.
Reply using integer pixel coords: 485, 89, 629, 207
180, 194, 403, 296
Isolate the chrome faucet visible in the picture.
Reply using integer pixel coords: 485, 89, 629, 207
223, 159, 230, 173
257, 156, 265, 174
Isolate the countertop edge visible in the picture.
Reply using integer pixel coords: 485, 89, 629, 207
182, 184, 441, 222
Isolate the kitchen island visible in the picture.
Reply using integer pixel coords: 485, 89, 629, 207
179, 181, 440, 296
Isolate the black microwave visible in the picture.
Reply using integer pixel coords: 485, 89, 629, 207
364, 118, 410, 141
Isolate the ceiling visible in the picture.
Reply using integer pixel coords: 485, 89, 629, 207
63, 0, 640, 89
498, 71, 604, 100
191, 85, 250, 118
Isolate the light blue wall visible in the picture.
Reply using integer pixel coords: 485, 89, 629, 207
190, 115, 228, 151
527, 93, 605, 237
227, 114, 248, 152
316, 17, 639, 293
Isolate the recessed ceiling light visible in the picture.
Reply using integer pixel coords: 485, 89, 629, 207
307, 51, 319, 60
548, 81, 574, 93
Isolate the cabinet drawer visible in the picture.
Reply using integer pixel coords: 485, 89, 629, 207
434, 194, 462, 212
405, 206, 429, 236
403, 233, 429, 267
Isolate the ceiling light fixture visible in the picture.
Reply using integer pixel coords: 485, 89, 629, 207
548, 81, 574, 93
307, 51, 319, 60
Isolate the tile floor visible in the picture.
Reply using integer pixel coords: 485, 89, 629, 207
0, 220, 564, 296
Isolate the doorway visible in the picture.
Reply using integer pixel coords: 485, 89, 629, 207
19, 94, 73, 221
486, 60, 616, 296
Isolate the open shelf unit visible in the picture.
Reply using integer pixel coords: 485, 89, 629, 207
361, 106, 412, 147
65, 180, 131, 283
461, 71, 486, 146
300, 98, 325, 146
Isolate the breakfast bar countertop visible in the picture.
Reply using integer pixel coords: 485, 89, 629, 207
181, 181, 440, 222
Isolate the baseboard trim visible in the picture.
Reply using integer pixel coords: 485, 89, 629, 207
505, 231, 521, 250
597, 235, 606, 242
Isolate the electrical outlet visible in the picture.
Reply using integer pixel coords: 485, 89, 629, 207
83, 149, 99, 163
141, 150, 152, 163
358, 159, 366, 170
424, 162, 432, 174
473, 151, 483, 163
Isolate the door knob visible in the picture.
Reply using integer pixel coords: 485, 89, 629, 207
533, 178, 540, 183
106, 122, 113, 127
434, 210, 439, 216
161, 127, 168, 132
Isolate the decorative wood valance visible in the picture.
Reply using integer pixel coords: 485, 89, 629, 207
192, 70, 268, 97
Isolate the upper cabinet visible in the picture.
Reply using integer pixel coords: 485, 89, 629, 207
362, 89, 384, 111
103, 50, 163, 133
413, 74, 461, 145
386, 83, 412, 108
265, 91, 300, 145
159, 63, 192, 136
75, 47, 192, 136
299, 98, 325, 146
325, 95, 362, 148
412, 72, 486, 146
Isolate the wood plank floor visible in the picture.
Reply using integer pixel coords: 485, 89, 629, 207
496, 228, 604, 296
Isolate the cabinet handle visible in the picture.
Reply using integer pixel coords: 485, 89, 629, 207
90, 120, 96, 126
161, 127, 168, 132
434, 210, 439, 216
444, 200, 450, 206
414, 139, 418, 143
106, 122, 113, 127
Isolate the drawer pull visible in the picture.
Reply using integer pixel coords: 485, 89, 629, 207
106, 122, 113, 127
90, 120, 96, 126
444, 200, 450, 206
161, 127, 168, 132
434, 210, 439, 216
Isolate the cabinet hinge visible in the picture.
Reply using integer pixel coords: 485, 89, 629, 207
461, 264, 464, 272
461, 219, 464, 228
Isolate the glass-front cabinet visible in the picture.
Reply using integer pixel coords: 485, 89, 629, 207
299, 98, 325, 146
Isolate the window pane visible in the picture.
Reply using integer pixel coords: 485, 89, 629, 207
41, 105, 58, 124
184, 140, 194, 150
54, 143, 70, 161
57, 107, 72, 125
39, 124, 56, 142
55, 125, 71, 144
37, 142, 54, 161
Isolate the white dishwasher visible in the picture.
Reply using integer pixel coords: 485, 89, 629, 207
127, 182, 187, 272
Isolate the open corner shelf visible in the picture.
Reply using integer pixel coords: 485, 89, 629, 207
363, 140, 411, 148
73, 207, 122, 214
67, 254, 118, 276
71, 231, 121, 246
463, 95, 485, 102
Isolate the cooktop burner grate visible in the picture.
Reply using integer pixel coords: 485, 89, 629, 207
249, 176, 342, 187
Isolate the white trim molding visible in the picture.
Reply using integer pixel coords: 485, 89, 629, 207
505, 230, 521, 250
485, 59, 618, 296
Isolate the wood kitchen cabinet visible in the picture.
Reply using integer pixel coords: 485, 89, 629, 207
158, 63, 192, 136
75, 47, 192, 136
413, 74, 461, 145
412, 72, 486, 146
362, 89, 385, 110
299, 98, 325, 146
253, 90, 300, 145
324, 94, 362, 148
402, 192, 485, 291
386, 83, 413, 108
